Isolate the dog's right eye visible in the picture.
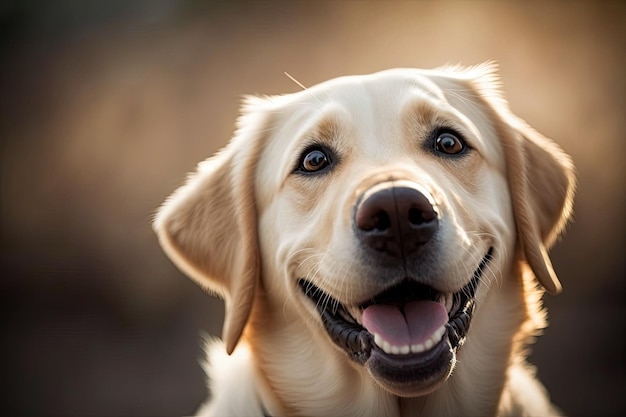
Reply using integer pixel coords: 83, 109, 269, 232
434, 131, 467, 156
297, 147, 332, 173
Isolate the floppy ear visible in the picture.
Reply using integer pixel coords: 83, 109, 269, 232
499, 119, 576, 294
467, 66, 576, 295
153, 97, 269, 353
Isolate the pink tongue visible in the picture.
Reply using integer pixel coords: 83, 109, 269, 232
362, 301, 448, 347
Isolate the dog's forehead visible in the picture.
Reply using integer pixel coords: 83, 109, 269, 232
262, 69, 462, 154
265, 68, 494, 140
325, 68, 446, 95
280, 68, 448, 108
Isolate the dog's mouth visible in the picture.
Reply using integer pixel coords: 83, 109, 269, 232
298, 247, 493, 396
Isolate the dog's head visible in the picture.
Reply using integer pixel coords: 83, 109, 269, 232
154, 64, 575, 397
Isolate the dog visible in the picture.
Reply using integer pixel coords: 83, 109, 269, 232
154, 63, 575, 416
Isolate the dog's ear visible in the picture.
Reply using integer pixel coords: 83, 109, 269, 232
154, 97, 269, 353
499, 118, 576, 294
464, 64, 576, 295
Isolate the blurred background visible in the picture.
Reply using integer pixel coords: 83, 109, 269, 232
1, 1, 624, 415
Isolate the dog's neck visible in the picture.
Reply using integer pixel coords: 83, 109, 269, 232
244, 265, 529, 417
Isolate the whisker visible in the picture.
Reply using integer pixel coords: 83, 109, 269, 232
284, 71, 307, 90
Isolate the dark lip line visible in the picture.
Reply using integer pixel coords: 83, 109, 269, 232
297, 247, 494, 362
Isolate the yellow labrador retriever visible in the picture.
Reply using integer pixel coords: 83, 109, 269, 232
154, 63, 575, 417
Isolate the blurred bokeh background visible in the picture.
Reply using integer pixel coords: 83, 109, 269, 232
1, 1, 624, 415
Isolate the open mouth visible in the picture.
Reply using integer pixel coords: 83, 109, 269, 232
298, 247, 493, 395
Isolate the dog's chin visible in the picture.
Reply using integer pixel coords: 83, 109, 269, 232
298, 247, 493, 397
366, 330, 454, 397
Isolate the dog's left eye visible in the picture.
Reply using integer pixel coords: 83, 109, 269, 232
434, 131, 466, 155
297, 147, 332, 173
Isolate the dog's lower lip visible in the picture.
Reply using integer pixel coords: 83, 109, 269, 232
297, 247, 494, 362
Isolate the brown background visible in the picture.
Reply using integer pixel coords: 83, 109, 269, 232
1, 1, 624, 415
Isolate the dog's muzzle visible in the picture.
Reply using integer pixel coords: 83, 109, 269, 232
298, 181, 494, 396
298, 247, 493, 396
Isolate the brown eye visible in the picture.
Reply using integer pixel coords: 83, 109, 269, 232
435, 132, 466, 155
300, 148, 331, 173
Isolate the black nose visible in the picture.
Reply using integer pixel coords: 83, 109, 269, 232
354, 185, 438, 259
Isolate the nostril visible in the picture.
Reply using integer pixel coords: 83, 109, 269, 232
408, 207, 436, 226
408, 207, 423, 225
373, 211, 391, 231
355, 188, 395, 233
359, 210, 391, 232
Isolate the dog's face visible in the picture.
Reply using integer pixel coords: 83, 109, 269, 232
254, 70, 516, 396
155, 65, 575, 399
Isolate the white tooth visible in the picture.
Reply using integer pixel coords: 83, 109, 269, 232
431, 326, 444, 345
411, 343, 425, 353
436, 326, 446, 341
374, 334, 413, 356
374, 333, 383, 348
422, 326, 446, 351
425, 338, 434, 350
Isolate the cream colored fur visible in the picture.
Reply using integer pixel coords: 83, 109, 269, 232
154, 63, 575, 417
